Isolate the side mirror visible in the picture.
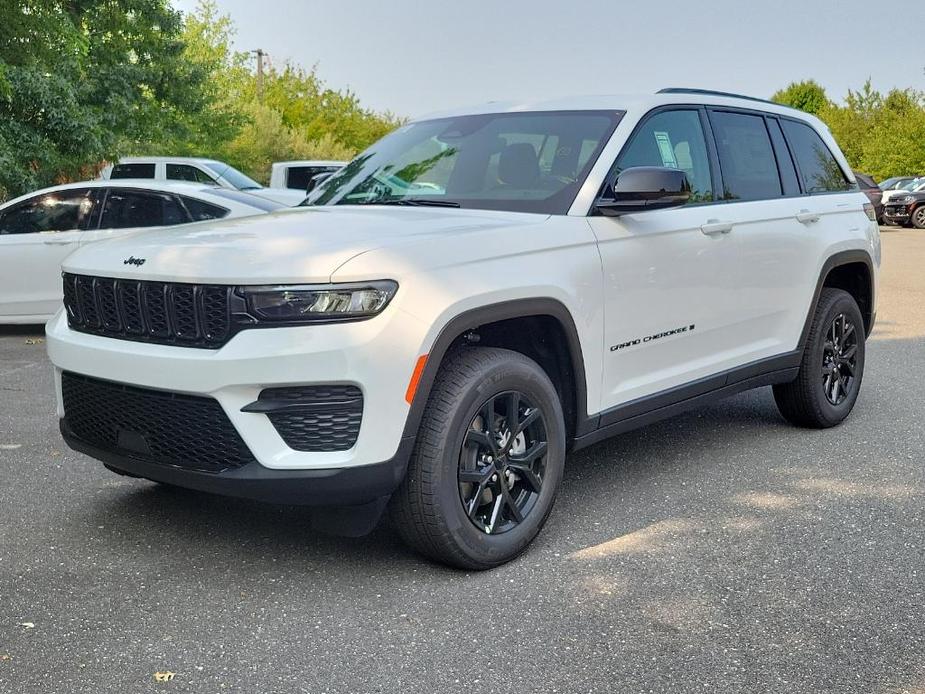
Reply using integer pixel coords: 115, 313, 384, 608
595, 166, 691, 216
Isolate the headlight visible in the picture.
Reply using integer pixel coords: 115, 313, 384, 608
899, 195, 915, 203
240, 281, 398, 323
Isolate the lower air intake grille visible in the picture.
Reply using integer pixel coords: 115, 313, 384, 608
257, 385, 363, 452
62, 372, 255, 473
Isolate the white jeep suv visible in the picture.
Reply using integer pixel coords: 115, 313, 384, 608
47, 89, 880, 569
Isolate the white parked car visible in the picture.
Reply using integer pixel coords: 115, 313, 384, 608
48, 89, 879, 568
269, 160, 345, 192
101, 157, 307, 206
0, 180, 282, 323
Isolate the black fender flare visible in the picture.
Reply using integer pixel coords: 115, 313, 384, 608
399, 298, 593, 447
798, 249, 876, 348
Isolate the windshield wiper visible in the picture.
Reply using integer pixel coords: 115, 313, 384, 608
364, 198, 461, 208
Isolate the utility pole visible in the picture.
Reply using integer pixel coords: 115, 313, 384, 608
253, 49, 266, 103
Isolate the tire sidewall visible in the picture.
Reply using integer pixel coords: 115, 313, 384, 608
809, 292, 866, 425
428, 354, 566, 566
913, 207, 925, 230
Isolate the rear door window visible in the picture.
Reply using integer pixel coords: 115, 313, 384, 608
780, 120, 851, 193
0, 189, 94, 235
709, 111, 781, 201
110, 163, 156, 179
167, 164, 218, 185
99, 190, 189, 229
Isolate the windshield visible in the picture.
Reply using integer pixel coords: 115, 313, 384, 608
210, 163, 263, 191
304, 111, 622, 214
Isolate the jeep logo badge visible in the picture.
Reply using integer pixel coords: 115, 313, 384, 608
123, 256, 146, 267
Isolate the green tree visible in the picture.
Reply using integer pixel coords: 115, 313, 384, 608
859, 89, 925, 179
773, 79, 925, 180
771, 80, 832, 115
0, 0, 211, 200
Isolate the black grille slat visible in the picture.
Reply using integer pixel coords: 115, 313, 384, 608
63, 274, 231, 349
98, 279, 122, 332
171, 285, 199, 340
143, 282, 171, 338
202, 287, 230, 343
77, 276, 101, 328
62, 274, 80, 323
258, 385, 363, 452
120, 282, 144, 334
62, 372, 254, 473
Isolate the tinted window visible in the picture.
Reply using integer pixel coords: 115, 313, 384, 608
99, 190, 188, 229
110, 163, 156, 179
0, 189, 94, 235
167, 164, 218, 185
853, 172, 877, 190
181, 196, 229, 221
615, 109, 713, 202
710, 111, 781, 201
767, 119, 800, 196
286, 166, 339, 191
307, 111, 621, 215
780, 120, 850, 193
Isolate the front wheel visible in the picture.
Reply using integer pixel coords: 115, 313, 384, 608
390, 347, 566, 570
912, 206, 925, 230
773, 288, 866, 428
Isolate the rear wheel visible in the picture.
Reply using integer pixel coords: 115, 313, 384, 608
390, 347, 566, 570
773, 288, 865, 428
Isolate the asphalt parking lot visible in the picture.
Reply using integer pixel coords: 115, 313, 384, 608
1, 229, 923, 693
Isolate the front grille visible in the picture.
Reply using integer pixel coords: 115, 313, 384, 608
258, 385, 363, 452
63, 274, 233, 349
62, 372, 255, 473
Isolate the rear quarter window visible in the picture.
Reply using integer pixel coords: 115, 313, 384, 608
181, 196, 230, 221
780, 120, 851, 193
110, 163, 156, 179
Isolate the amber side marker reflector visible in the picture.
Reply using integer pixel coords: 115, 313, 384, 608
405, 354, 429, 404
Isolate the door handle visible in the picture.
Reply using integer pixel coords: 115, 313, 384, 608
700, 219, 733, 236
796, 209, 821, 224
43, 239, 76, 246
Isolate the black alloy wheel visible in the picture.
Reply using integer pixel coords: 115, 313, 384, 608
773, 288, 866, 428
822, 313, 859, 406
458, 391, 548, 535
390, 347, 566, 570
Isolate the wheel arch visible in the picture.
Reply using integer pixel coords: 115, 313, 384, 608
400, 298, 592, 448
800, 250, 876, 347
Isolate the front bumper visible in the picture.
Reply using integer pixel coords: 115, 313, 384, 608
61, 418, 413, 506
883, 204, 910, 222
46, 305, 430, 474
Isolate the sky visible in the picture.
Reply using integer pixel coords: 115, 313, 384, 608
171, 0, 924, 119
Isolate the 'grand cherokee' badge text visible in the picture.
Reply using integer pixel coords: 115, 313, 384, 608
611, 324, 696, 352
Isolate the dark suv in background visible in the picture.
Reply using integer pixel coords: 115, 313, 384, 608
884, 188, 925, 229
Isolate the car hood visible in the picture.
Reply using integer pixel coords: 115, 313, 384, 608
62, 205, 549, 284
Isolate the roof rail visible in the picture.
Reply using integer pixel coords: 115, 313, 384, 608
657, 87, 795, 109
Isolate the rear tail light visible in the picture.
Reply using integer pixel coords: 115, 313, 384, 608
863, 203, 876, 222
